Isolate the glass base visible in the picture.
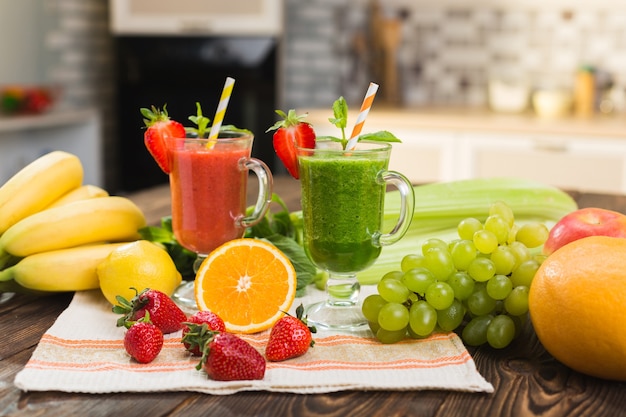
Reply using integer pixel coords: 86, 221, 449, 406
305, 272, 368, 331
171, 281, 197, 311
305, 300, 368, 331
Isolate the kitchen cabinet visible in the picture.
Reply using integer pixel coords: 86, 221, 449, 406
303, 108, 626, 194
458, 133, 626, 194
0, 108, 103, 186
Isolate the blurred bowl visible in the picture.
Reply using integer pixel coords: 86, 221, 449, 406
532, 89, 573, 118
488, 80, 530, 113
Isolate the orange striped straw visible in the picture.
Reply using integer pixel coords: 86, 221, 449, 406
346, 82, 379, 150
207, 76, 236, 145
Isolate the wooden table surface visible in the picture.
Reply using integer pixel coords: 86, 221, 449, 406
2, 176, 626, 417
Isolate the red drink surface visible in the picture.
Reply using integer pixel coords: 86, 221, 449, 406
168, 140, 249, 255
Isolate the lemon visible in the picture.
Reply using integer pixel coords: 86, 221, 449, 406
97, 240, 182, 306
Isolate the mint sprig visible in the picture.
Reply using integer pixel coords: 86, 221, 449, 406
186, 102, 211, 138
184, 102, 252, 138
320, 96, 402, 149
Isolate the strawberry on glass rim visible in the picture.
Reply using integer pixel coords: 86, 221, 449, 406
266, 109, 316, 179
141, 105, 185, 174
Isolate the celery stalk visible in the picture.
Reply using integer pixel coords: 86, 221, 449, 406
355, 177, 578, 285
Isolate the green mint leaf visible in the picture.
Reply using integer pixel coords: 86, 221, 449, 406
219, 124, 253, 135
315, 135, 343, 143
359, 130, 402, 143
138, 225, 173, 243
329, 96, 348, 130
262, 234, 317, 297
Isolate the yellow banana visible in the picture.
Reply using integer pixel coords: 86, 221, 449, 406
0, 196, 146, 260
0, 243, 129, 292
46, 184, 109, 209
0, 151, 83, 234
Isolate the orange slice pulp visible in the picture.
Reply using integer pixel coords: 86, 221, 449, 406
194, 238, 297, 334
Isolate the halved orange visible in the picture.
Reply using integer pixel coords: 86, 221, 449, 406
194, 238, 297, 334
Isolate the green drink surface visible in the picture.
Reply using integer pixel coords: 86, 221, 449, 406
299, 154, 387, 273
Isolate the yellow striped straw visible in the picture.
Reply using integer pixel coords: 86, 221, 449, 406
346, 82, 379, 150
207, 76, 236, 145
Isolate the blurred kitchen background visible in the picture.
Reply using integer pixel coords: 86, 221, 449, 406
2, 0, 626, 194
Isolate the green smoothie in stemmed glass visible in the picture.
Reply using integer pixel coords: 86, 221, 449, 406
296, 139, 415, 331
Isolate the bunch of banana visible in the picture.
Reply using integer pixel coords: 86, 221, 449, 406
0, 151, 147, 293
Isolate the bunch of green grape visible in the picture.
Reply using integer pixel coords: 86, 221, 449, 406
362, 201, 550, 348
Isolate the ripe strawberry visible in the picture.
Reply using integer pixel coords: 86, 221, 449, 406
114, 288, 187, 334
191, 329, 265, 381
266, 109, 316, 179
124, 315, 164, 364
141, 105, 185, 174
265, 304, 316, 362
181, 311, 226, 356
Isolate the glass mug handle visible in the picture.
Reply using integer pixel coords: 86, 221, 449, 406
238, 157, 273, 228
375, 170, 415, 247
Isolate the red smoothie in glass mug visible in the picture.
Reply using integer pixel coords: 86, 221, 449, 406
167, 133, 251, 256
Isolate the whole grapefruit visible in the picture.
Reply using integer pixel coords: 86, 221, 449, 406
529, 235, 626, 381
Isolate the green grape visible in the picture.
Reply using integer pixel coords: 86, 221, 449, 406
467, 257, 496, 282
381, 270, 405, 281
368, 320, 380, 334
504, 286, 529, 316
448, 238, 461, 252
401, 253, 427, 272
448, 271, 475, 301
509, 240, 531, 268
425, 281, 455, 310
437, 299, 465, 331
421, 238, 449, 255
376, 327, 408, 344
409, 300, 438, 336
458, 217, 483, 241
424, 247, 455, 281
489, 200, 515, 227
407, 325, 429, 339
451, 239, 477, 271
378, 302, 410, 331
514, 222, 550, 248
486, 314, 516, 348
473, 229, 499, 254
462, 314, 493, 346
510, 259, 540, 287
486, 274, 513, 300
377, 278, 410, 303
490, 245, 516, 275
362, 294, 388, 322
401, 267, 436, 296
484, 214, 510, 244
467, 286, 497, 316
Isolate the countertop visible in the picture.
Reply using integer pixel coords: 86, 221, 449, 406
2, 176, 626, 417
0, 108, 99, 133
301, 106, 626, 139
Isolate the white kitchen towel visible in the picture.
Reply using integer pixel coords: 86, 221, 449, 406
14, 289, 493, 395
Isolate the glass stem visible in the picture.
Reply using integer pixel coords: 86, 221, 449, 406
326, 273, 360, 307
193, 254, 207, 274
